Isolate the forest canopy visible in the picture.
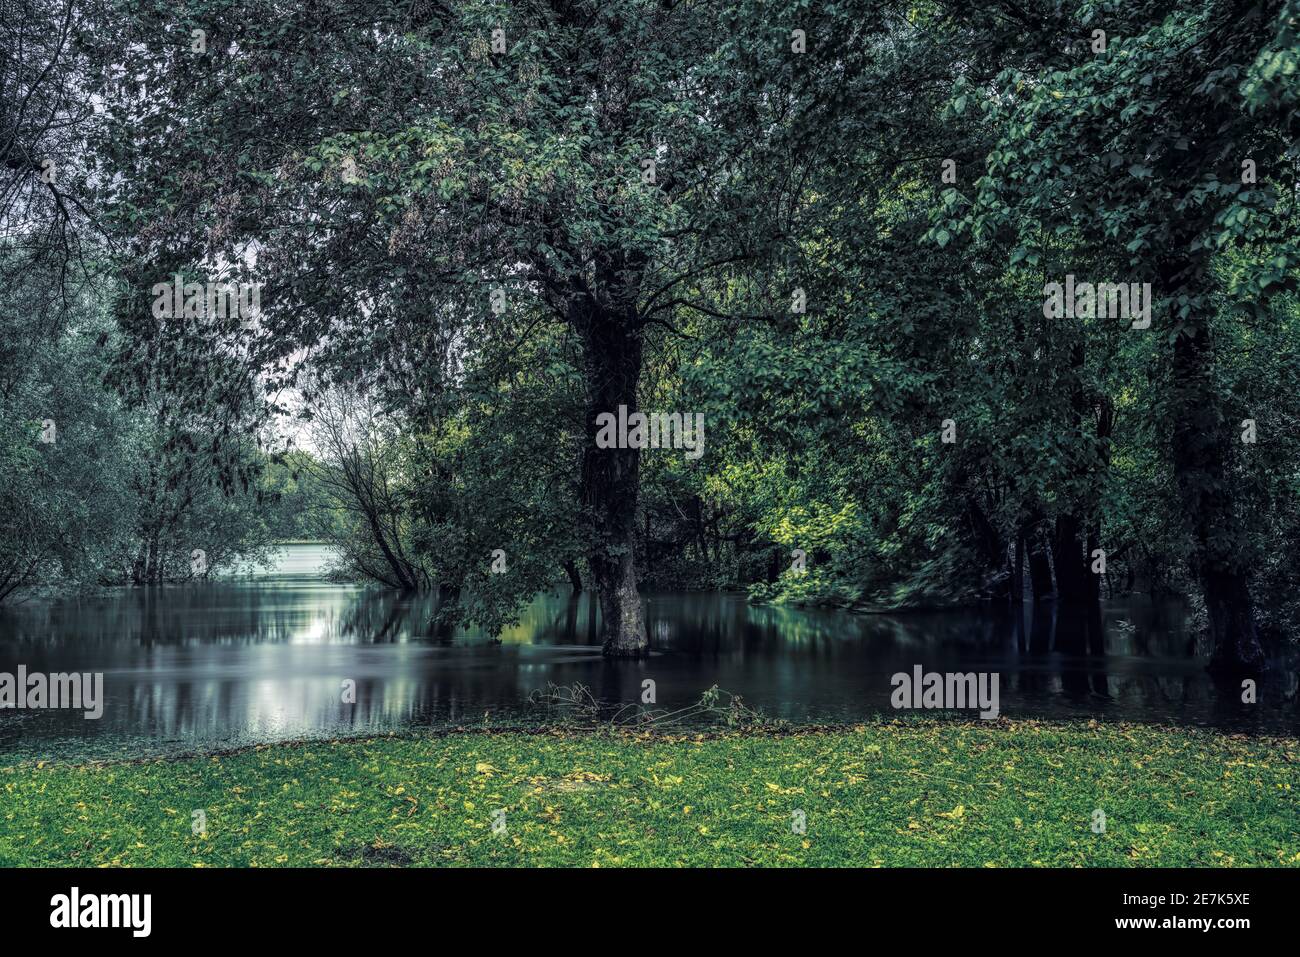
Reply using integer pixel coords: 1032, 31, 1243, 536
1, 0, 1297, 673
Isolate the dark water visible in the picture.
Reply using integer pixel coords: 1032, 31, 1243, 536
0, 546, 1296, 761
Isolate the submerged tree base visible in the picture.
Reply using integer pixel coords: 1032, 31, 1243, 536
601, 640, 651, 659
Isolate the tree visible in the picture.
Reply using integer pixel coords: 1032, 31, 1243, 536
941, 0, 1299, 670
84, 0, 872, 655
301, 380, 432, 590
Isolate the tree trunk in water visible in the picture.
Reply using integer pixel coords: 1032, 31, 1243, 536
1022, 514, 1054, 602
576, 296, 649, 658
1053, 514, 1090, 607
1202, 568, 1263, 673
1011, 533, 1025, 605
1053, 338, 1104, 610
1086, 523, 1102, 605
1162, 253, 1265, 674
1089, 399, 1114, 605
562, 560, 583, 594
966, 497, 1008, 599
364, 508, 416, 591
1027, 533, 1054, 602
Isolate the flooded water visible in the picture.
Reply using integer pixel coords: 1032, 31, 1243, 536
0, 545, 1295, 761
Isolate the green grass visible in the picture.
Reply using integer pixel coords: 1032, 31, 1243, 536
1, 720, 1296, 867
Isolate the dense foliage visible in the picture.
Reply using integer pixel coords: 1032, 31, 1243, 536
1, 0, 1297, 669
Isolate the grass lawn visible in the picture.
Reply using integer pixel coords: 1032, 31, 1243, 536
1, 720, 1296, 867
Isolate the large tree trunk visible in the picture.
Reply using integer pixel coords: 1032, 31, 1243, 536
1201, 567, 1263, 673
1162, 253, 1265, 674
1053, 513, 1090, 607
575, 294, 649, 658
1022, 514, 1055, 602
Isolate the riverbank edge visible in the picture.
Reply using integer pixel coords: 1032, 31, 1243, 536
5, 714, 1299, 771
2, 719, 1296, 867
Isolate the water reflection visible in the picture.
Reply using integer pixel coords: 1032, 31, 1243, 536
0, 547, 1295, 761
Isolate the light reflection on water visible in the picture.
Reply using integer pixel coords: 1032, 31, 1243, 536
0, 546, 1295, 761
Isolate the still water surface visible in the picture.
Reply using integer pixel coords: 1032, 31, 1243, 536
1, 545, 1295, 761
